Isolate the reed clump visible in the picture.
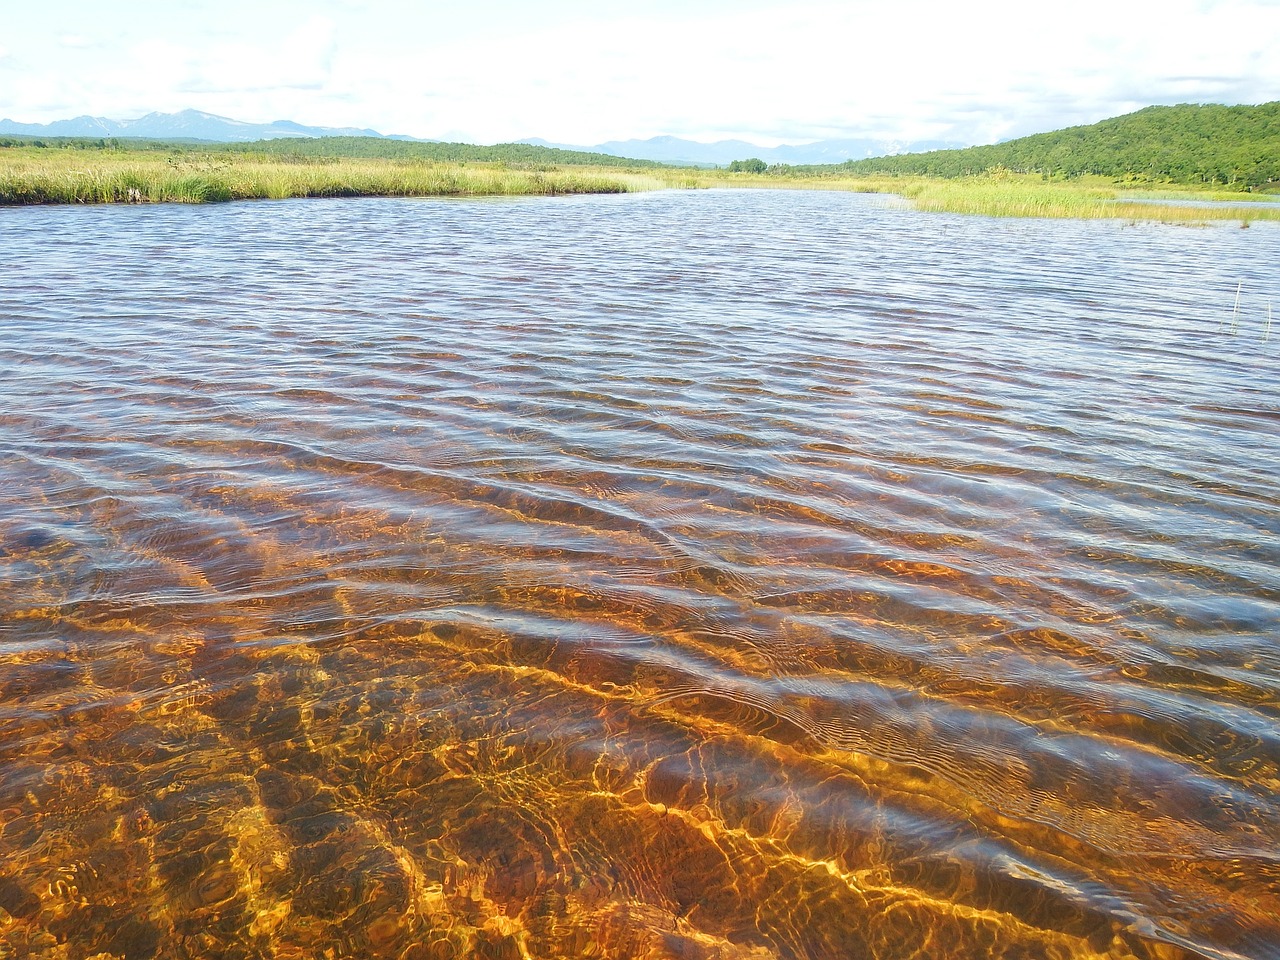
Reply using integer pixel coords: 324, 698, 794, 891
880, 174, 1280, 222
0, 148, 664, 204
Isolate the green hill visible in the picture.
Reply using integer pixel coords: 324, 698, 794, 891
838, 103, 1280, 190
0, 134, 660, 168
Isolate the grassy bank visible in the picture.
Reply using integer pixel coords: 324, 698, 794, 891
883, 174, 1280, 222
694, 168, 1280, 223
0, 147, 666, 204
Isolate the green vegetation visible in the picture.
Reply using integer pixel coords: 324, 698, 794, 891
4, 104, 1279, 222
700, 102, 1280, 221
0, 147, 667, 204
874, 172, 1280, 222
0, 133, 659, 168
224, 135, 661, 167
657, 163, 1280, 222
796, 174, 1274, 221
834, 102, 1280, 190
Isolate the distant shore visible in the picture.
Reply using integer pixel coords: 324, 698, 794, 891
2, 145, 1277, 224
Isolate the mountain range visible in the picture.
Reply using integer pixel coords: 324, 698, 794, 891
0, 109, 965, 166
0, 109, 408, 143
518, 135, 965, 167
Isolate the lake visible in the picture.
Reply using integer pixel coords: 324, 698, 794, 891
1, 190, 1278, 960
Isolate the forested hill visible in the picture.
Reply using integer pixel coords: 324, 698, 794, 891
840, 103, 1280, 188
225, 136, 660, 167
0, 134, 660, 168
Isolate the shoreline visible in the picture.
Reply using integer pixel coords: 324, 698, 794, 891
3, 146, 1277, 223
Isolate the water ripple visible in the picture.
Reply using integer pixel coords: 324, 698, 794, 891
1, 192, 1278, 960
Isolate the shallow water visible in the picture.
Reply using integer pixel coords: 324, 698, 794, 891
1, 190, 1278, 960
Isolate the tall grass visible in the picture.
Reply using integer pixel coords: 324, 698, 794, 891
0, 149, 665, 204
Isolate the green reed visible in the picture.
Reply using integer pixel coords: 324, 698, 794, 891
883, 175, 1280, 222
805, 174, 1277, 222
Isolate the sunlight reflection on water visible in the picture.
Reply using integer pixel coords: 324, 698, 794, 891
1, 191, 1278, 960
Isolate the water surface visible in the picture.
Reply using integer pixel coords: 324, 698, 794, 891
1, 191, 1278, 960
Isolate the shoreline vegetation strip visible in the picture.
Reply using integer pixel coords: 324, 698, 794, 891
1, 147, 1277, 223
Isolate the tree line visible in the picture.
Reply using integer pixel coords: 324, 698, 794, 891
0, 134, 660, 169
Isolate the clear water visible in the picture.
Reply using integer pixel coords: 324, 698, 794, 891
1, 190, 1278, 960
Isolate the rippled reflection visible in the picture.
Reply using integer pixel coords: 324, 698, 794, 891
1, 192, 1278, 960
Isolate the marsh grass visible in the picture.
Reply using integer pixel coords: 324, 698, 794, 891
827, 174, 1280, 222
0, 148, 664, 204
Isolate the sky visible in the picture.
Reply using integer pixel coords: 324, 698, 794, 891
1, 0, 1277, 147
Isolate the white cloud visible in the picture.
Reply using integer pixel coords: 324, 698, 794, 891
181, 16, 336, 93
2, 0, 1278, 144
318, 0, 1280, 143
41, 16, 343, 123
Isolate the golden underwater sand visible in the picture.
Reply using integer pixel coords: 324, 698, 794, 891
1, 192, 1278, 959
